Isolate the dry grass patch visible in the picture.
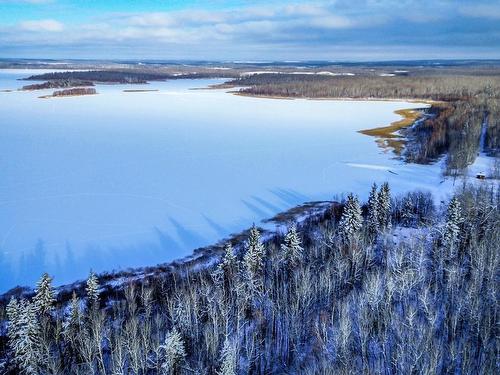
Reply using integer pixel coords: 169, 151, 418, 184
359, 108, 426, 154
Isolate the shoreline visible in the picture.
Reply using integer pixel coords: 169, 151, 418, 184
0, 78, 488, 299
39, 93, 98, 99
229, 89, 444, 106
123, 89, 159, 93
0, 200, 335, 300
230, 90, 445, 155
0, 87, 441, 297
358, 108, 427, 155
360, 108, 425, 137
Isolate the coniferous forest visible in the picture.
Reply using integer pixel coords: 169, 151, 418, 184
0, 183, 497, 374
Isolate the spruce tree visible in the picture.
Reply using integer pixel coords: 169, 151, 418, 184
63, 291, 82, 343
366, 183, 380, 237
243, 225, 265, 293
7, 299, 42, 375
378, 182, 392, 231
213, 243, 238, 285
6, 298, 20, 348
443, 196, 463, 250
401, 196, 415, 227
220, 243, 237, 272
86, 271, 100, 309
33, 272, 55, 315
159, 327, 186, 374
281, 224, 303, 267
338, 193, 363, 244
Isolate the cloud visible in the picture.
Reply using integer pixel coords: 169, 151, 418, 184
459, 4, 500, 20
19, 19, 64, 32
126, 13, 176, 28
0, 1, 499, 59
309, 15, 355, 29
0, 0, 53, 3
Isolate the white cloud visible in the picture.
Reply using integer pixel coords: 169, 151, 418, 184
309, 15, 354, 29
459, 4, 500, 20
1, 1, 499, 59
101, 3, 361, 41
0, 0, 53, 3
126, 13, 176, 28
19, 19, 64, 32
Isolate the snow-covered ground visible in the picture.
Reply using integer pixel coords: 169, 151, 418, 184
0, 69, 496, 292
466, 118, 499, 180
240, 71, 355, 77
466, 152, 498, 180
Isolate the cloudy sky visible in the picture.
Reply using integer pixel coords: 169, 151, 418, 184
0, 0, 499, 60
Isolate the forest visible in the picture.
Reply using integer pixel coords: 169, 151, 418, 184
22, 80, 94, 91
23, 70, 237, 85
0, 183, 497, 374
48, 88, 97, 98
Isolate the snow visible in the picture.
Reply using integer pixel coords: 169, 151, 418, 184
464, 117, 499, 181
316, 71, 355, 76
466, 153, 498, 180
241, 71, 281, 76
345, 163, 393, 171
389, 226, 434, 246
287, 71, 354, 76
240, 71, 355, 77
0, 69, 494, 292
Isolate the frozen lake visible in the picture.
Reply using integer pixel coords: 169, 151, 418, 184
0, 70, 451, 292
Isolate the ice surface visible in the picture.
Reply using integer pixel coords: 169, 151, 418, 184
0, 70, 466, 291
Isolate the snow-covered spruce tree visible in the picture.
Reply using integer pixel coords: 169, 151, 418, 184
63, 291, 82, 343
159, 327, 186, 375
213, 242, 238, 287
378, 182, 392, 231
218, 337, 237, 375
281, 224, 303, 267
401, 196, 415, 227
82, 273, 107, 374
33, 272, 55, 315
6, 298, 20, 348
86, 271, 100, 309
221, 243, 237, 273
7, 299, 42, 375
366, 183, 380, 237
243, 225, 265, 293
443, 196, 463, 251
338, 193, 363, 244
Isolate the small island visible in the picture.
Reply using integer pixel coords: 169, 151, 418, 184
123, 89, 159, 92
40, 87, 97, 98
22, 79, 94, 91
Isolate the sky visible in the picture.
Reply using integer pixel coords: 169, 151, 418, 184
0, 0, 499, 61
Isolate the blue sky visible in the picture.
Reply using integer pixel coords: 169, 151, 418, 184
1, 0, 499, 60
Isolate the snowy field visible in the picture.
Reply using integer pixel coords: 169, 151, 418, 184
0, 69, 475, 292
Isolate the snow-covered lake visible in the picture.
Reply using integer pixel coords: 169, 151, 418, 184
0, 69, 453, 292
